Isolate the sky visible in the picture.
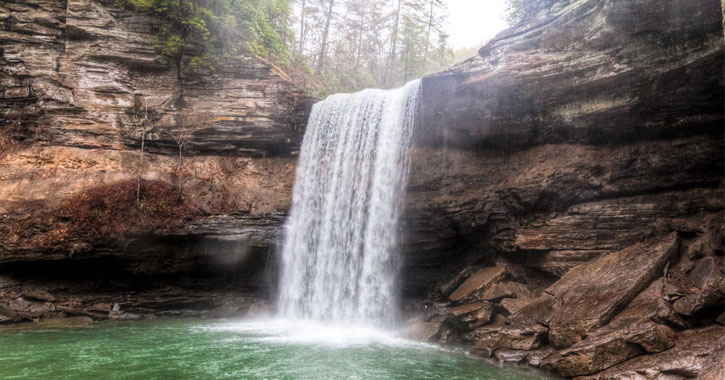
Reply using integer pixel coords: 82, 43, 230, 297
445, 0, 509, 49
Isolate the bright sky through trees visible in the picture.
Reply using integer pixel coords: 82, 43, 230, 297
446, 0, 509, 49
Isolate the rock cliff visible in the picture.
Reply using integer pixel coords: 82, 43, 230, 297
402, 0, 724, 378
1, 0, 310, 314
1, 0, 723, 377
402, 0, 723, 291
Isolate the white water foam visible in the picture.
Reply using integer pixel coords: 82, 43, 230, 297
277, 80, 421, 327
206, 319, 431, 348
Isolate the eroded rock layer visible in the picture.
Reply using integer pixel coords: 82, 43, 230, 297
1, 0, 309, 317
402, 0, 724, 294
401, 0, 724, 378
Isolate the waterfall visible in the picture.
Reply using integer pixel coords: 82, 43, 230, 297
277, 80, 420, 327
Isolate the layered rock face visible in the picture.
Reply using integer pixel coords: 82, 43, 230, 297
402, 0, 723, 291
402, 0, 724, 378
1, 0, 309, 317
1, 0, 309, 156
1, 0, 723, 377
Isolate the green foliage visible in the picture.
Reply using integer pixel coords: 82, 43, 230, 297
114, 0, 293, 73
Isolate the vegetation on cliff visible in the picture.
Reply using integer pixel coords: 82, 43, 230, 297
113, 0, 293, 73
111, 0, 526, 95
1, 180, 200, 254
112, 0, 477, 96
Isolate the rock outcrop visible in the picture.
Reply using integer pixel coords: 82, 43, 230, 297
401, 0, 723, 378
1, 0, 310, 157
1, 0, 310, 319
402, 0, 723, 296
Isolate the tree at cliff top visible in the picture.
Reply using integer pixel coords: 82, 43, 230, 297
114, 0, 293, 77
290, 0, 454, 96
114, 0, 501, 95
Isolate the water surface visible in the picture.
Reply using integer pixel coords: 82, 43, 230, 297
0, 318, 558, 380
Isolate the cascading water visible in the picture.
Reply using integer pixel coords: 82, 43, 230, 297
278, 80, 421, 327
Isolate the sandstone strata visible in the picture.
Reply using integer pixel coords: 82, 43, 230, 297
402, 0, 724, 294
404, 0, 724, 378
1, 0, 309, 320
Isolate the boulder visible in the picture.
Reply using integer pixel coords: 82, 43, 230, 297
448, 266, 506, 303
89, 303, 112, 313
400, 322, 442, 342
512, 294, 557, 325
499, 297, 535, 316
494, 349, 528, 365
547, 233, 679, 348
525, 346, 556, 368
672, 256, 725, 316
109, 304, 142, 320
22, 290, 56, 302
445, 302, 494, 331
438, 267, 476, 298
542, 321, 675, 377
479, 281, 531, 302
576, 325, 725, 380
0, 303, 20, 324
469, 321, 547, 355
609, 278, 686, 329
701, 354, 725, 380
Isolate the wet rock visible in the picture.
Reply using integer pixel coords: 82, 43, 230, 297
701, 354, 725, 380
469, 321, 547, 355
672, 256, 725, 316
109, 311, 143, 320
513, 294, 557, 325
606, 278, 686, 330
22, 290, 56, 302
576, 325, 725, 380
55, 305, 108, 320
547, 233, 679, 349
479, 281, 531, 302
494, 349, 528, 365
438, 267, 476, 298
525, 346, 556, 368
499, 297, 535, 317
0, 303, 20, 323
35, 317, 94, 328
445, 302, 493, 331
10, 297, 54, 319
109, 304, 142, 320
89, 303, 112, 313
401, 322, 442, 342
449, 266, 506, 303
542, 321, 675, 377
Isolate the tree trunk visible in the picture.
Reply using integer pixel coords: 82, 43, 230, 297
316, 0, 335, 75
298, 0, 306, 54
177, 45, 184, 81
385, 0, 403, 85
425, 0, 434, 62
355, 0, 366, 68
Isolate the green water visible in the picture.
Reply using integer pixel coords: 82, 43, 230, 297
0, 319, 557, 380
